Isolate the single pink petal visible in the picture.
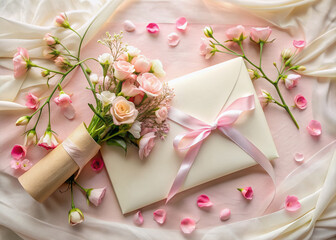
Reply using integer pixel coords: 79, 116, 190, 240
21, 159, 33, 171
167, 32, 180, 47
62, 104, 76, 120
238, 186, 254, 200
307, 120, 322, 136
176, 17, 188, 31
294, 152, 304, 162
220, 208, 231, 221
285, 195, 301, 212
197, 194, 213, 208
180, 218, 196, 234
153, 209, 166, 225
133, 211, 144, 226
123, 20, 136, 32
293, 40, 306, 49
146, 23, 159, 34
11, 144, 27, 160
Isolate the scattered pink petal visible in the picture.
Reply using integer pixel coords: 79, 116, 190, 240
285, 195, 301, 212
62, 104, 76, 120
123, 20, 136, 32
294, 94, 307, 110
21, 159, 33, 171
153, 209, 166, 225
220, 208, 231, 221
146, 23, 159, 34
180, 218, 196, 234
10, 160, 22, 170
294, 152, 304, 162
167, 32, 180, 47
237, 186, 253, 200
176, 17, 188, 31
307, 120, 322, 136
293, 40, 306, 49
134, 211, 144, 226
90, 155, 104, 172
197, 194, 213, 208
11, 144, 27, 160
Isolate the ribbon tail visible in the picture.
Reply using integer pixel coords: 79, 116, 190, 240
166, 142, 203, 203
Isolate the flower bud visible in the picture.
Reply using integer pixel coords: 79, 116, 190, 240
24, 130, 38, 146
203, 26, 213, 38
15, 116, 30, 126
41, 70, 50, 77
297, 66, 306, 71
89, 73, 99, 84
247, 69, 260, 80
68, 208, 84, 226
281, 48, 293, 60
86, 68, 92, 75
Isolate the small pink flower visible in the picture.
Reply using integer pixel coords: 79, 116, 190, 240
123, 20, 136, 32
13, 47, 30, 78
167, 32, 180, 47
226, 25, 247, 42
153, 209, 166, 225
43, 33, 57, 45
11, 144, 26, 160
38, 130, 59, 150
284, 74, 300, 89
199, 38, 214, 60
139, 132, 156, 160
113, 61, 135, 80
293, 40, 306, 49
294, 94, 307, 110
10, 160, 22, 170
180, 218, 196, 234
134, 211, 144, 226
111, 96, 138, 125
54, 91, 75, 120
197, 194, 213, 208
307, 120, 322, 137
54, 56, 67, 68
285, 195, 301, 212
91, 155, 104, 172
146, 23, 159, 33
131, 55, 151, 73
220, 208, 231, 221
121, 80, 143, 97
176, 17, 188, 31
258, 89, 271, 108
155, 107, 168, 124
21, 159, 33, 171
25, 93, 40, 110
237, 186, 253, 200
137, 73, 163, 97
55, 13, 69, 28
250, 27, 272, 43
88, 187, 106, 207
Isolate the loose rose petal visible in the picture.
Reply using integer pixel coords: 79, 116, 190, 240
293, 40, 306, 49
176, 17, 188, 31
238, 187, 254, 200
294, 94, 307, 110
180, 218, 196, 234
294, 152, 304, 162
146, 23, 159, 34
11, 145, 27, 160
307, 120, 322, 136
153, 209, 166, 225
197, 194, 213, 208
62, 104, 76, 120
220, 208, 231, 221
134, 211, 144, 226
285, 195, 301, 212
167, 32, 180, 47
123, 20, 136, 32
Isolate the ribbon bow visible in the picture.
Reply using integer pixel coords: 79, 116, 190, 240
166, 94, 276, 203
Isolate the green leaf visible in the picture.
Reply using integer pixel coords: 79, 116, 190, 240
88, 103, 106, 123
115, 80, 123, 95
107, 137, 127, 153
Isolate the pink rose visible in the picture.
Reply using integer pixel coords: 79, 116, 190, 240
43, 33, 57, 46
139, 132, 156, 160
54, 92, 72, 108
121, 80, 143, 97
111, 96, 138, 125
226, 25, 247, 42
13, 47, 30, 78
284, 74, 300, 89
113, 61, 135, 80
250, 27, 272, 43
25, 93, 40, 110
55, 13, 69, 28
199, 38, 214, 60
38, 130, 59, 150
87, 187, 106, 207
137, 73, 163, 97
131, 55, 151, 73
155, 107, 168, 124
11, 144, 26, 160
237, 186, 253, 200
91, 155, 104, 172
294, 94, 307, 110
285, 195, 301, 212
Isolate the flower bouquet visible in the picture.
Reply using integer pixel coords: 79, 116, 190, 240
12, 13, 173, 225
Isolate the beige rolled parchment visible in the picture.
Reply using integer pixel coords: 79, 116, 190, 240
18, 123, 101, 203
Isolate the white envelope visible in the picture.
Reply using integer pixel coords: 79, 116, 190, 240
101, 57, 278, 214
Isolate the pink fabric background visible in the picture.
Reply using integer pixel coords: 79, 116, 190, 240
0, 8, 335, 232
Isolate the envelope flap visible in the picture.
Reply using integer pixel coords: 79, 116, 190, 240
168, 58, 243, 123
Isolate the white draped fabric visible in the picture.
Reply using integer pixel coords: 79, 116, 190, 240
0, 0, 335, 239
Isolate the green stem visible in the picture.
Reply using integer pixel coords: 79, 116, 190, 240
70, 179, 75, 209
59, 42, 78, 60
69, 27, 82, 39
32, 108, 43, 129
212, 37, 240, 55
79, 63, 100, 107
100, 130, 128, 143
47, 102, 51, 129
238, 42, 246, 57
77, 19, 96, 59
259, 42, 264, 68
30, 64, 65, 75
74, 180, 87, 193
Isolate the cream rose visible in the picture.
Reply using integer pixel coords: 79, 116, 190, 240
113, 60, 135, 80
111, 96, 138, 125
137, 73, 163, 97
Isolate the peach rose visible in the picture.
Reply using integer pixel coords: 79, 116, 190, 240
137, 73, 162, 97
111, 96, 138, 125
131, 55, 151, 73
113, 60, 135, 80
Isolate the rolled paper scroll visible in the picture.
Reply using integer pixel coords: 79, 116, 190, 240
18, 123, 101, 202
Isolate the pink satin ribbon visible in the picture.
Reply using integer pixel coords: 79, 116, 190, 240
166, 94, 276, 203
